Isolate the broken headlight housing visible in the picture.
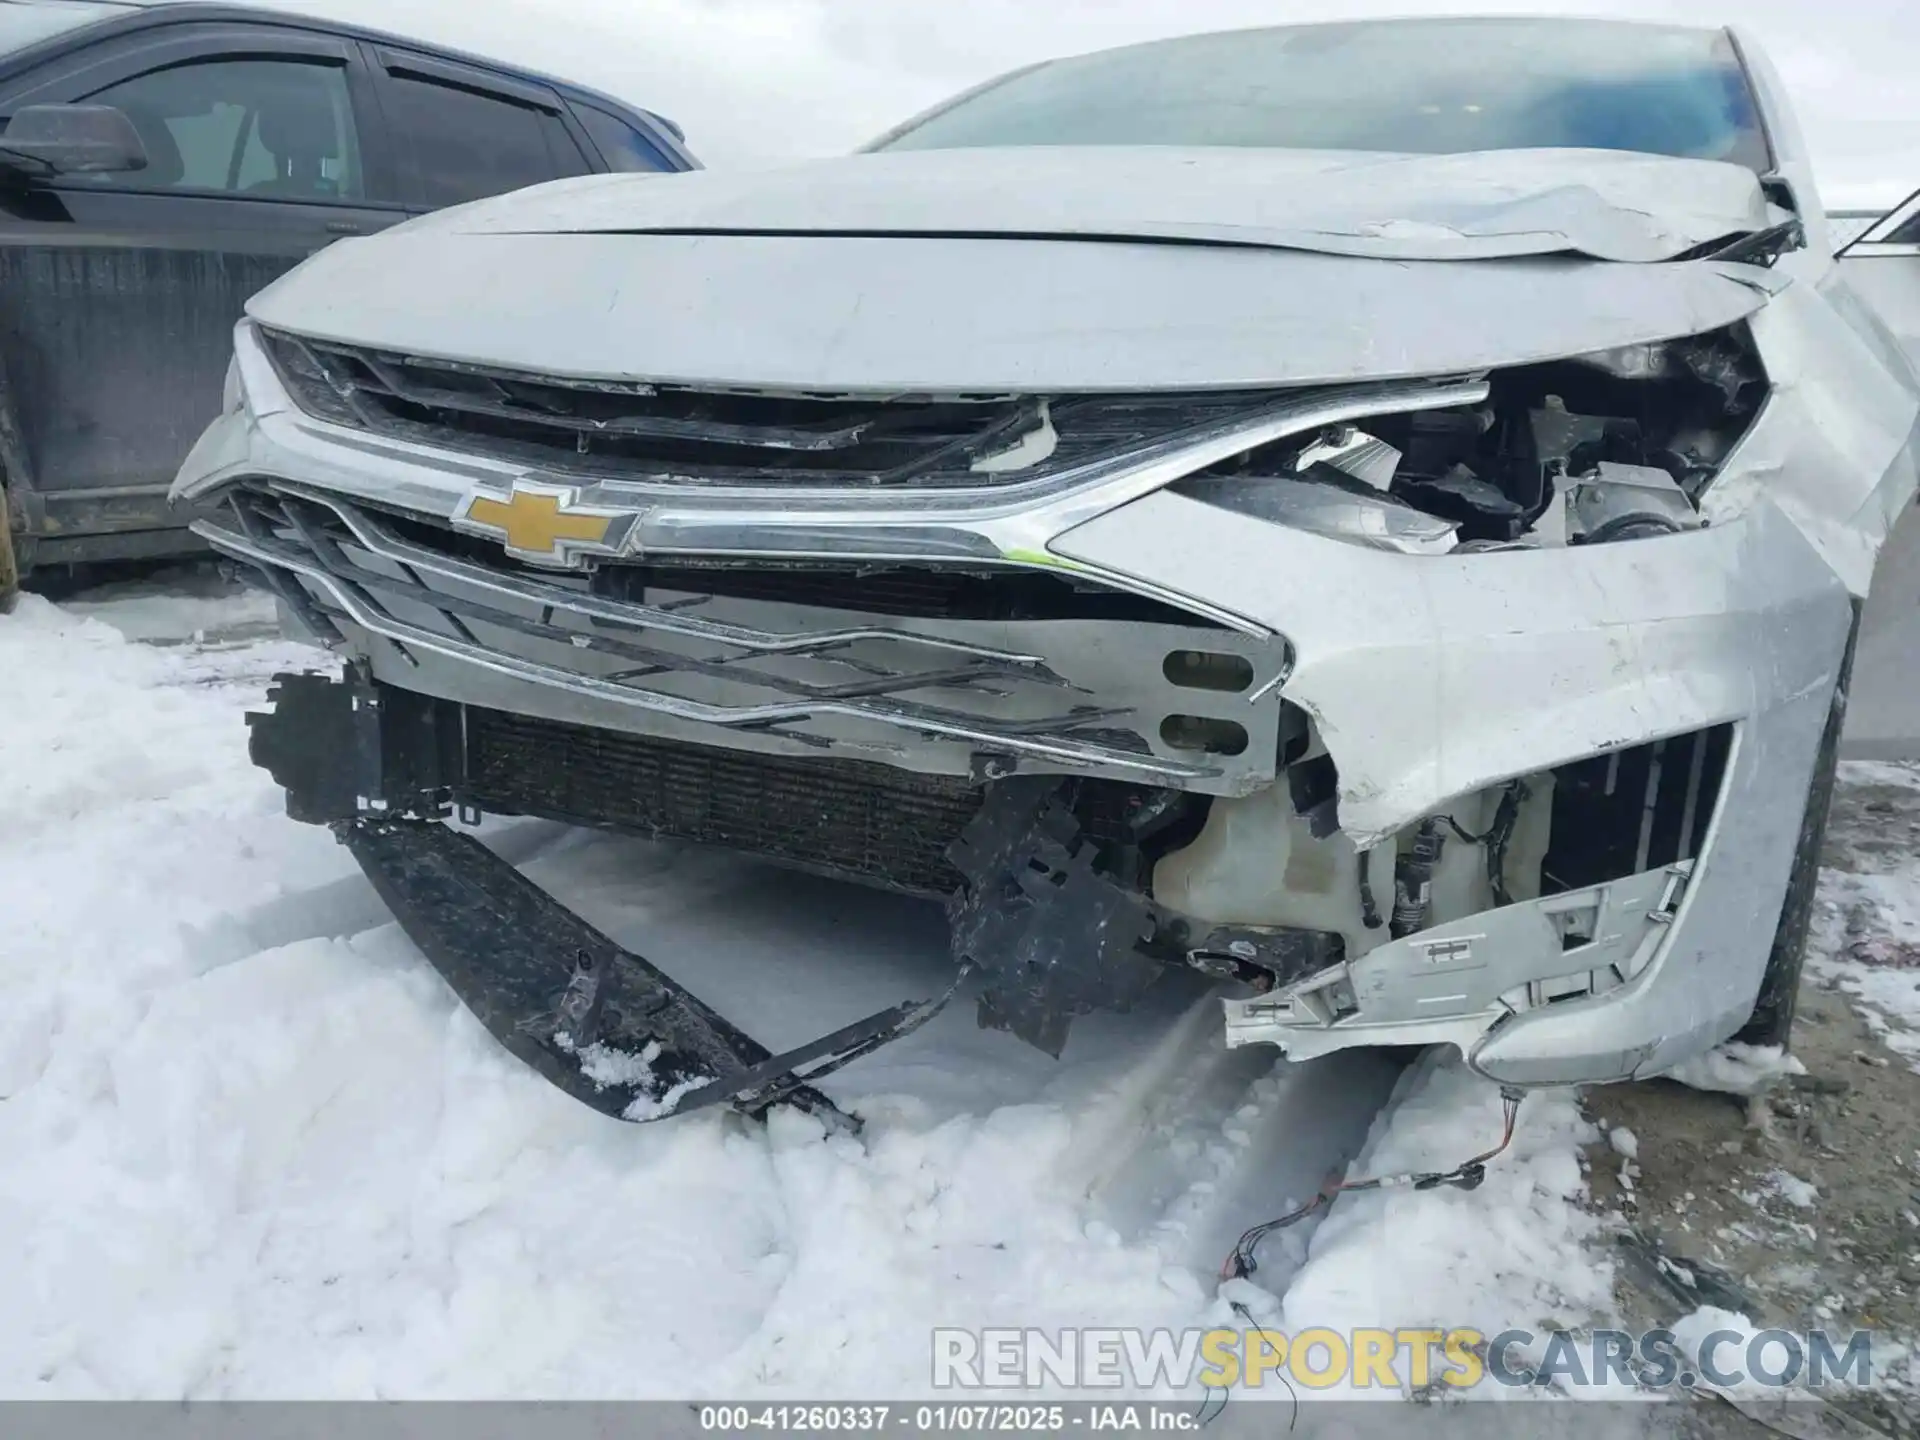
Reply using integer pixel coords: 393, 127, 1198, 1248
1176, 324, 1767, 554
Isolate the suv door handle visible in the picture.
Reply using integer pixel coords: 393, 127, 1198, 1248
324, 220, 364, 235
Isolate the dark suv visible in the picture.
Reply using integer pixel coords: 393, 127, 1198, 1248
0, 0, 696, 598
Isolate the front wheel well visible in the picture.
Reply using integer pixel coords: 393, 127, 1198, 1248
1733, 603, 1860, 1046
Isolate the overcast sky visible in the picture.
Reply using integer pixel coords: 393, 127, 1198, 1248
266, 0, 1919, 209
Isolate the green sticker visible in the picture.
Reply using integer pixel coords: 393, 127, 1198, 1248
1001, 545, 1090, 572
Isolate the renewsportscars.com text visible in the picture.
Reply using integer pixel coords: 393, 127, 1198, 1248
932, 1325, 1874, 1393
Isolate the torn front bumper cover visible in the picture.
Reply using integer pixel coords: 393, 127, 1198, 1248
342, 816, 963, 1130
250, 667, 1342, 1125
184, 260, 1919, 1095
1221, 861, 1693, 1065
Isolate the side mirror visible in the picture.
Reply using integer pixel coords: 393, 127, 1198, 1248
0, 104, 148, 178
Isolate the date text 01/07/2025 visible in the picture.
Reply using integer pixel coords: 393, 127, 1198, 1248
697, 1404, 1200, 1432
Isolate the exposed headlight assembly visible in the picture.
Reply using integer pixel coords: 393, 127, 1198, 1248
1176, 323, 1766, 555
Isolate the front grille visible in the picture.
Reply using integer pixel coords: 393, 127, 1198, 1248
206, 480, 1273, 792
351, 498, 1212, 628
464, 707, 982, 895
459, 708, 1180, 898
590, 556, 1210, 626
258, 327, 1296, 490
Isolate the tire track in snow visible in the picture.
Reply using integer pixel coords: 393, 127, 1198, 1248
518, 832, 1405, 1393
1057, 995, 1404, 1283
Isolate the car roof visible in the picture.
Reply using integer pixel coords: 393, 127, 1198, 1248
2, 0, 697, 162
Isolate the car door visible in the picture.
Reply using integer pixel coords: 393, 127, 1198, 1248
1839, 189, 1920, 373
0, 21, 405, 562
1835, 188, 1920, 762
365, 48, 594, 213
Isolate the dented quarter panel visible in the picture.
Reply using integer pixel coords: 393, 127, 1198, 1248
1700, 277, 1920, 597
1052, 492, 1853, 842
1048, 249, 1918, 1079
1055, 479, 1850, 1078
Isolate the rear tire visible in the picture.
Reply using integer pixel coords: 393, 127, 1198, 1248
1733, 609, 1857, 1047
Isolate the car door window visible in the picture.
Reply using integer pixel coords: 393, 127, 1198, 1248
76, 58, 363, 200
382, 72, 588, 208
576, 105, 668, 173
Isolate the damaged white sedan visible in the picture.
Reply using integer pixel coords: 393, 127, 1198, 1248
171, 16, 1920, 1126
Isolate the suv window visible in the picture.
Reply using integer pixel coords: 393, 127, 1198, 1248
79, 58, 362, 199
383, 72, 587, 207
576, 105, 666, 173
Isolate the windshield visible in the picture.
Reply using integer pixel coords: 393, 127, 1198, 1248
0, 0, 129, 59
872, 18, 1771, 172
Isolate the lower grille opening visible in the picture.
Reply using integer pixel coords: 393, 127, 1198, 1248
463, 708, 979, 896
1540, 723, 1735, 894
459, 708, 1187, 898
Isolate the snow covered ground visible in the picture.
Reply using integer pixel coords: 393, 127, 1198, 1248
1810, 761, 1920, 1068
0, 576, 1617, 1405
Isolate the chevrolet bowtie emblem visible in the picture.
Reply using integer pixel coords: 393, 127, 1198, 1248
452, 481, 636, 567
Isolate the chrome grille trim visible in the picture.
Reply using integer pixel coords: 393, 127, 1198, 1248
193, 483, 1271, 787
253, 322, 1491, 516
279, 482, 1051, 667
261, 326, 1322, 491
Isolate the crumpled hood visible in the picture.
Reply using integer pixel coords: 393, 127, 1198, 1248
248, 146, 1782, 395
410, 145, 1776, 264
